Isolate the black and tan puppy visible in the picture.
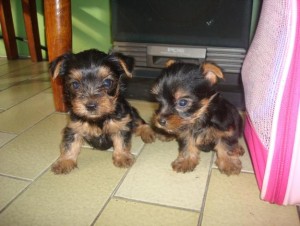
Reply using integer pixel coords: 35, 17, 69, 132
152, 60, 244, 175
50, 49, 155, 174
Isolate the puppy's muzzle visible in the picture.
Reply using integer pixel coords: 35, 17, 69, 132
86, 102, 98, 112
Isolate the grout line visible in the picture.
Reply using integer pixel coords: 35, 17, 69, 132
0, 71, 49, 93
0, 112, 56, 144
0, 173, 33, 182
90, 142, 147, 226
20, 111, 56, 134
0, 137, 19, 149
0, 164, 52, 214
197, 151, 215, 226
0, 182, 32, 214
0, 86, 52, 112
0, 62, 34, 79
112, 196, 200, 213
0, 131, 17, 136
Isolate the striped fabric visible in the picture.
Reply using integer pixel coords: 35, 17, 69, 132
242, 0, 299, 205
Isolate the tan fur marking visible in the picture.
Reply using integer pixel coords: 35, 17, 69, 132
98, 66, 111, 78
134, 124, 156, 143
165, 59, 176, 67
52, 61, 63, 80
72, 96, 116, 119
193, 94, 218, 121
195, 124, 235, 149
214, 140, 244, 175
174, 89, 189, 101
103, 115, 131, 134
172, 135, 200, 173
151, 84, 159, 95
153, 111, 191, 134
195, 127, 218, 148
68, 121, 102, 137
165, 115, 184, 132
51, 132, 83, 174
201, 62, 224, 85
111, 134, 134, 168
119, 59, 132, 78
69, 69, 83, 81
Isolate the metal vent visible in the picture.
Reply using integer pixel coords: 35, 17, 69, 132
206, 47, 246, 73
113, 42, 246, 73
113, 42, 147, 67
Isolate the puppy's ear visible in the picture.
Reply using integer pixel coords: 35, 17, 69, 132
49, 52, 72, 79
200, 62, 224, 85
165, 59, 176, 68
112, 52, 135, 78
151, 84, 159, 95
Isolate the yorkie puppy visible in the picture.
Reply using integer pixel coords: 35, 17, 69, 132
152, 60, 244, 175
50, 49, 155, 174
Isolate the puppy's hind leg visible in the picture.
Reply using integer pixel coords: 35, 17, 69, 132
214, 138, 244, 175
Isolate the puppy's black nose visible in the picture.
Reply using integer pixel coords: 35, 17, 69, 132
86, 103, 97, 111
158, 117, 167, 126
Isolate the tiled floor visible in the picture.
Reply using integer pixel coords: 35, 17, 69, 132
0, 58, 299, 226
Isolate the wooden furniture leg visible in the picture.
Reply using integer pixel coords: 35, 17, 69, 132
0, 0, 18, 60
45, 0, 72, 112
21, 0, 42, 62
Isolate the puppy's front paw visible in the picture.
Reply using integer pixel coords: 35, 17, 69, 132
135, 124, 156, 143
171, 155, 199, 173
141, 125, 156, 143
113, 152, 135, 168
51, 159, 77, 174
215, 155, 242, 175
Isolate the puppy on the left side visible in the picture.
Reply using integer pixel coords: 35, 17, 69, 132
50, 49, 155, 174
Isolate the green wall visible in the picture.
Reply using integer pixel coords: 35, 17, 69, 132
0, 0, 260, 59
0, 0, 112, 58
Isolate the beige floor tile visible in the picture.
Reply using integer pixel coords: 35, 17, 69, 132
0, 176, 30, 212
128, 99, 158, 122
94, 198, 200, 226
0, 67, 49, 91
0, 58, 8, 65
0, 112, 144, 181
0, 114, 66, 180
0, 149, 128, 226
0, 59, 33, 77
201, 170, 299, 226
42, 87, 53, 94
0, 92, 55, 134
0, 132, 16, 148
116, 140, 213, 211
0, 74, 50, 109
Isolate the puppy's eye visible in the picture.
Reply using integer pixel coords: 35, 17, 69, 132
102, 79, 113, 88
177, 99, 188, 107
72, 81, 80, 90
